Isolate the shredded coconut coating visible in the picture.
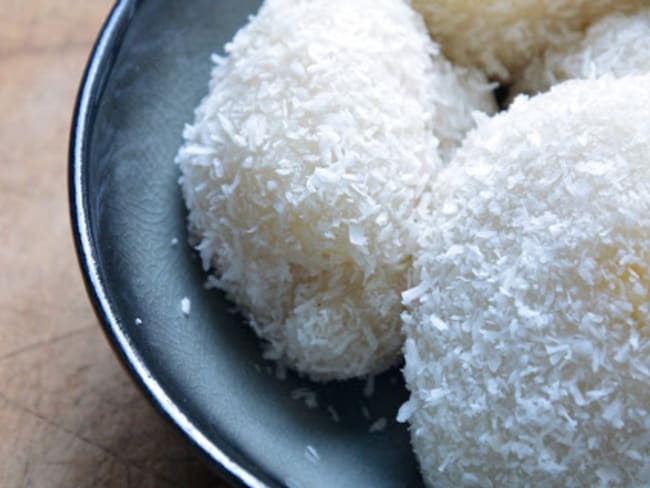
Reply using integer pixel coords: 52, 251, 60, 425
177, 0, 494, 381
515, 9, 650, 96
401, 76, 650, 487
411, 0, 647, 81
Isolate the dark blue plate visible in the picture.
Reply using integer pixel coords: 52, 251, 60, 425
69, 1, 421, 486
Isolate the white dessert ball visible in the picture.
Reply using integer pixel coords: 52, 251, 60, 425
411, 0, 647, 81
516, 9, 650, 96
401, 75, 650, 486
177, 0, 495, 380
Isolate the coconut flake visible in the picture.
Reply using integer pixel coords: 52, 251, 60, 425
369, 417, 387, 433
180, 297, 191, 317
304, 445, 320, 464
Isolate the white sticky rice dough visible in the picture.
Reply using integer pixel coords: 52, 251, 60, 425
177, 0, 495, 381
411, 0, 647, 81
400, 75, 650, 487
515, 9, 650, 96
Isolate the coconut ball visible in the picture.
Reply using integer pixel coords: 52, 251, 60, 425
400, 75, 650, 487
411, 0, 647, 81
515, 9, 650, 96
177, 0, 495, 381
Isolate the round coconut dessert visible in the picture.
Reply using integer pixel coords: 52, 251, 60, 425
177, 0, 495, 381
515, 9, 650, 96
400, 75, 650, 487
411, 0, 647, 81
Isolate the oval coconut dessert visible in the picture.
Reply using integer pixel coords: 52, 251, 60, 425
401, 75, 650, 487
177, 0, 495, 380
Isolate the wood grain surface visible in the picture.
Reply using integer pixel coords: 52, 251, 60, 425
0, 1, 227, 486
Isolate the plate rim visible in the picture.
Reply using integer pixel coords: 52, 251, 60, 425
68, 2, 276, 486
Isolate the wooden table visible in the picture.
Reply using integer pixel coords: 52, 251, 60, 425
0, 1, 226, 486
